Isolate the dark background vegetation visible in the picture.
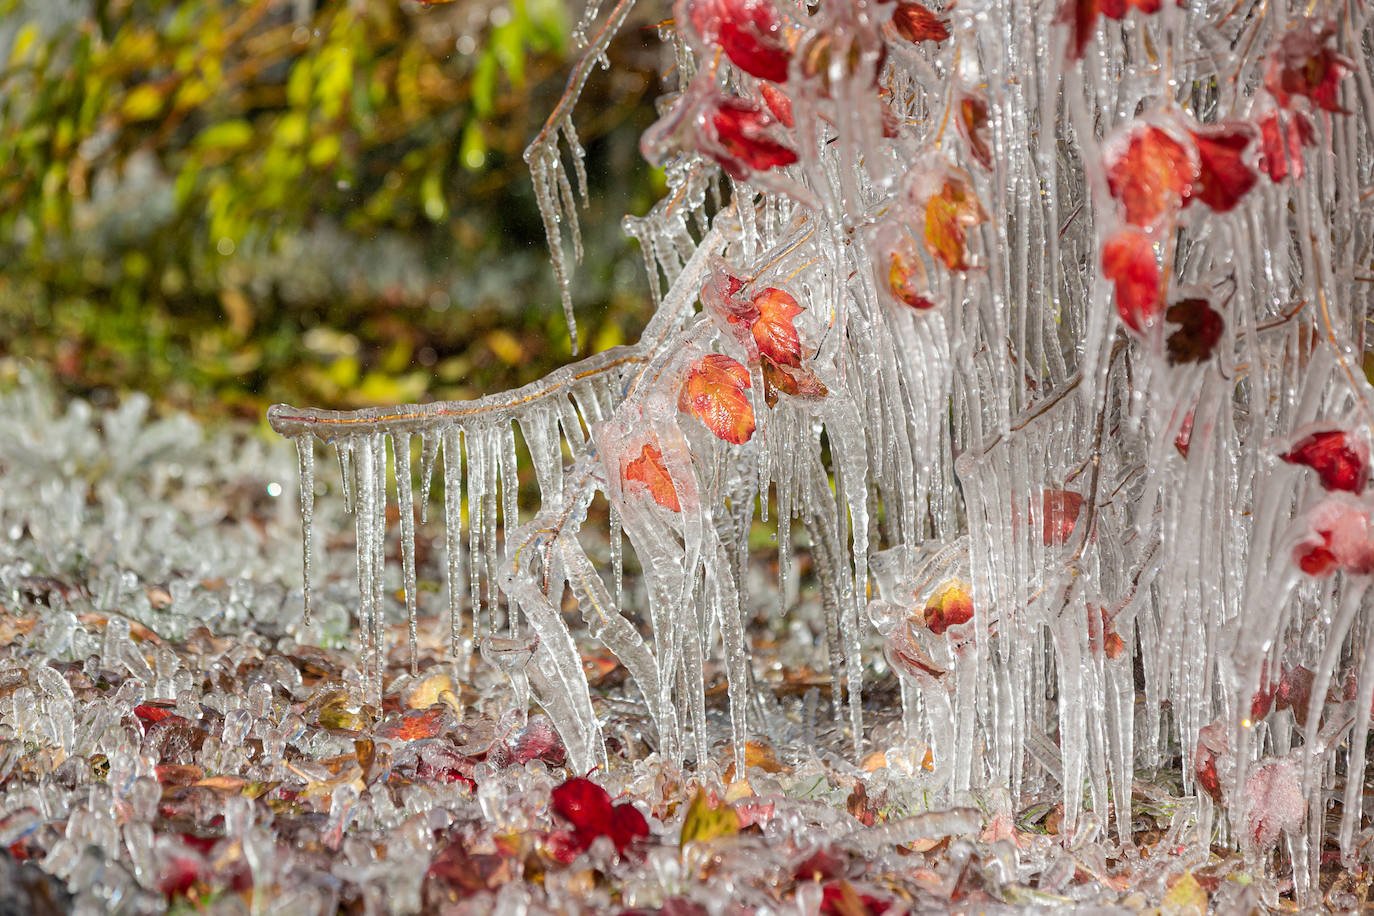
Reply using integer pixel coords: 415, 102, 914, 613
0, 0, 666, 421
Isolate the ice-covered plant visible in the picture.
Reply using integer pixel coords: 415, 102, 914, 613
270, 0, 1374, 891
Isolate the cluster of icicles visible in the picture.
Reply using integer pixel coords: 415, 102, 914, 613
269, 0, 1374, 891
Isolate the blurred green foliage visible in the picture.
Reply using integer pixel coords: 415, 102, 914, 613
0, 0, 666, 419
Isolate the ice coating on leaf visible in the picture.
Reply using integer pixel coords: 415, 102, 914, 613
1244, 758, 1306, 852
679, 353, 757, 444
709, 97, 799, 180
1165, 298, 1224, 365
956, 91, 994, 171
624, 442, 681, 512
1291, 495, 1374, 576
1188, 123, 1259, 213
1257, 109, 1316, 182
680, 0, 792, 82
1279, 427, 1369, 493
1265, 20, 1353, 113
1102, 229, 1162, 332
1040, 489, 1083, 546
1104, 123, 1195, 228
1058, 0, 1161, 60
918, 168, 987, 272
888, 2, 950, 44
750, 287, 805, 367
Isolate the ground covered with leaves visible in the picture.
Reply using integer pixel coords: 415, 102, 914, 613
0, 380, 1368, 914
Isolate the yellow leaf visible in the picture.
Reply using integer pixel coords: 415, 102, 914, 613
680, 790, 740, 846
121, 84, 164, 121
1159, 872, 1207, 916
308, 133, 341, 168
8, 23, 40, 66
485, 329, 524, 366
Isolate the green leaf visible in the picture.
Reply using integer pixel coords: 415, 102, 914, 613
679, 790, 740, 846
459, 121, 486, 171
195, 120, 254, 151
471, 53, 497, 118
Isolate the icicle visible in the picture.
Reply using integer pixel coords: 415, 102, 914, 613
483, 428, 503, 634
442, 428, 465, 658
294, 436, 315, 626
467, 426, 488, 637
520, 408, 564, 509
526, 142, 581, 355
498, 422, 520, 634
369, 434, 388, 704
608, 504, 623, 612
352, 437, 376, 703
418, 432, 439, 524
337, 439, 355, 514
393, 433, 419, 676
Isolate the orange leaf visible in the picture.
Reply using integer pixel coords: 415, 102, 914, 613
889, 2, 950, 43
923, 174, 987, 271
924, 580, 974, 635
759, 84, 794, 127
1101, 229, 1162, 332
1105, 125, 1195, 228
751, 287, 804, 367
761, 355, 828, 407
888, 248, 935, 310
375, 706, 450, 743
624, 444, 681, 512
680, 354, 757, 444
957, 92, 993, 171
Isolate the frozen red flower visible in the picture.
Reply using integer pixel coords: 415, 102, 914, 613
923, 580, 974, 635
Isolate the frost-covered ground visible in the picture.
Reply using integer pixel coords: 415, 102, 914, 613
0, 378, 1365, 914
